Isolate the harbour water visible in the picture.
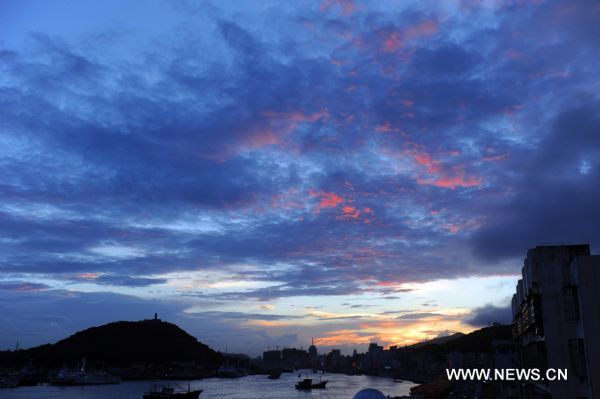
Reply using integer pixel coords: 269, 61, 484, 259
0, 370, 417, 399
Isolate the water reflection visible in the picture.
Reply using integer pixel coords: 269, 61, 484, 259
0, 370, 417, 399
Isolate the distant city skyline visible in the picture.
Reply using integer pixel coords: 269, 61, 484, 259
1, 0, 599, 357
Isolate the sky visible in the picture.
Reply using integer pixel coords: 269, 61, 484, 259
1, 0, 599, 356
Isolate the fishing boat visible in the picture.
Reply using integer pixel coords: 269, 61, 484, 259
295, 378, 328, 390
143, 384, 202, 399
267, 370, 282, 379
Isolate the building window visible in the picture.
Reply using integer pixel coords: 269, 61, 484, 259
563, 285, 580, 321
568, 339, 587, 383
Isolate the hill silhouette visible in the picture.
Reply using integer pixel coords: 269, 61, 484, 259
409, 324, 512, 355
0, 319, 221, 369
442, 324, 511, 352
405, 332, 465, 349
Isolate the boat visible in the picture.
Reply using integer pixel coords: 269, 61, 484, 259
267, 370, 282, 379
214, 366, 246, 378
143, 384, 202, 399
312, 380, 328, 388
51, 369, 120, 385
0, 373, 20, 388
295, 378, 328, 390
51, 358, 120, 385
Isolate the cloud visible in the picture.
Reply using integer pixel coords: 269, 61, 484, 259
471, 103, 600, 261
184, 311, 302, 321
464, 304, 512, 327
0, 289, 182, 349
94, 275, 168, 287
0, 282, 50, 292
396, 312, 442, 320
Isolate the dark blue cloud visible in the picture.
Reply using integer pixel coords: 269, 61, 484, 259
94, 275, 168, 287
464, 304, 512, 327
186, 311, 301, 321
471, 102, 600, 261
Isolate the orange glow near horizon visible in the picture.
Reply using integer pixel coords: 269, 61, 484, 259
240, 305, 476, 350
314, 316, 474, 348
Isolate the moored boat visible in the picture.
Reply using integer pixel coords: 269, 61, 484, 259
267, 370, 282, 379
312, 380, 328, 388
143, 384, 202, 399
0, 373, 20, 388
51, 369, 120, 385
51, 358, 120, 386
214, 366, 246, 378
295, 378, 328, 390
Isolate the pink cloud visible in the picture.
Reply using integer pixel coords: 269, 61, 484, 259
203, 110, 328, 161
383, 32, 404, 53
401, 99, 414, 108
504, 49, 522, 60
374, 281, 398, 287
238, 129, 280, 150
439, 217, 484, 235
447, 224, 460, 234
7, 283, 48, 292
414, 152, 442, 174
77, 272, 100, 280
263, 109, 329, 123
318, 192, 345, 208
482, 154, 509, 162
309, 191, 376, 224
342, 205, 361, 218
230, 110, 329, 157
406, 147, 483, 189
404, 19, 439, 40
382, 19, 439, 53
375, 122, 393, 132
270, 188, 306, 211
320, 0, 356, 16
418, 174, 482, 189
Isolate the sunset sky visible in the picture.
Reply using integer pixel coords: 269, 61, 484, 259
1, 0, 599, 356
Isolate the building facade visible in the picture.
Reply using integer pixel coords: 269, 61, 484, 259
511, 245, 600, 398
